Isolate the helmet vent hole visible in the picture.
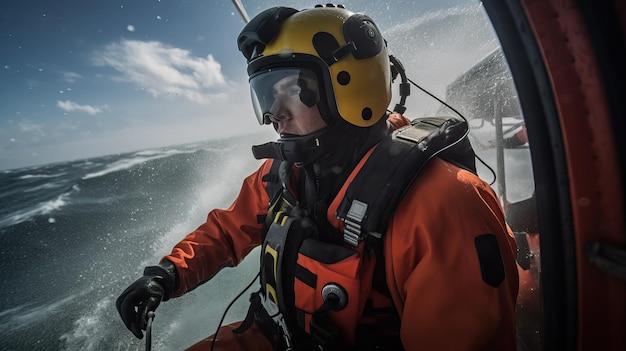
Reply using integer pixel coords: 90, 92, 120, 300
362, 108, 373, 120
337, 71, 351, 85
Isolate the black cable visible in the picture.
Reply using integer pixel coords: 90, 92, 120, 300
474, 153, 498, 185
210, 272, 260, 351
407, 77, 467, 124
404, 76, 498, 184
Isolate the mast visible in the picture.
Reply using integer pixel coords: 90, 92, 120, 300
231, 0, 250, 23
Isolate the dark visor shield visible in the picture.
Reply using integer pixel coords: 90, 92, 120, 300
249, 68, 321, 125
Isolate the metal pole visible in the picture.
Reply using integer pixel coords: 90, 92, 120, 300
231, 0, 250, 23
494, 98, 507, 205
145, 311, 155, 351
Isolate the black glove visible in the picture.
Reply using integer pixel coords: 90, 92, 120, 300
116, 261, 177, 339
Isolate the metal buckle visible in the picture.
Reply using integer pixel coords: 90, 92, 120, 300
343, 200, 368, 247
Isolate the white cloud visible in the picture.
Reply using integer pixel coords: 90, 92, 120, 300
57, 100, 107, 115
92, 39, 228, 104
18, 120, 44, 133
61, 71, 83, 83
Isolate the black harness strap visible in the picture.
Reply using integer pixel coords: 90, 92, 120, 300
337, 117, 475, 246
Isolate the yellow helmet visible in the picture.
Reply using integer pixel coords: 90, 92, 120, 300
238, 4, 392, 128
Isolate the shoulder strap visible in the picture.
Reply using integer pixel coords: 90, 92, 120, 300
261, 160, 301, 229
336, 116, 476, 247
262, 160, 283, 199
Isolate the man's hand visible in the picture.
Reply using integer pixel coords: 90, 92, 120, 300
116, 262, 177, 339
116, 275, 164, 339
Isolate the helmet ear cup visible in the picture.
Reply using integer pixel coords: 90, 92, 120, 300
343, 14, 383, 59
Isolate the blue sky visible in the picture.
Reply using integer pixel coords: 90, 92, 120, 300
0, 0, 489, 170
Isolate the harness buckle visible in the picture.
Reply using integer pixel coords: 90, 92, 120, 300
343, 200, 368, 247
261, 292, 294, 350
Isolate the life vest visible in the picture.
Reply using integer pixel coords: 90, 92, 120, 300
237, 116, 477, 350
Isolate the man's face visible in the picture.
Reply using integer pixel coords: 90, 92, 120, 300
267, 75, 327, 136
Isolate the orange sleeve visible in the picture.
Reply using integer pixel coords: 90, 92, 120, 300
385, 158, 519, 350
163, 160, 273, 297
387, 112, 411, 130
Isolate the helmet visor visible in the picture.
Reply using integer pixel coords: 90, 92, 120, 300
249, 68, 321, 125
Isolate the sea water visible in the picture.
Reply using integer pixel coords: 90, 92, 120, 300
0, 133, 268, 350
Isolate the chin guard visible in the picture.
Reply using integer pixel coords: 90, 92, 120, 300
252, 141, 304, 161
252, 129, 327, 162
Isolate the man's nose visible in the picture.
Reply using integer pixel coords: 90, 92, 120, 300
268, 95, 290, 122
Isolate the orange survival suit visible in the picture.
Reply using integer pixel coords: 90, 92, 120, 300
163, 114, 519, 350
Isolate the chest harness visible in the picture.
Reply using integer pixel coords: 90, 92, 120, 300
235, 117, 477, 350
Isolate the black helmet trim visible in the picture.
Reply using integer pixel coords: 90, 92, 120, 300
237, 7, 298, 62
247, 52, 327, 77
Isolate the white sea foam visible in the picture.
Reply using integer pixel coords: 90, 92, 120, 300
385, 3, 499, 116
59, 297, 112, 351
132, 148, 163, 157
18, 172, 67, 180
82, 148, 200, 180
22, 181, 66, 193
152, 143, 262, 258
0, 190, 72, 228
0, 292, 84, 334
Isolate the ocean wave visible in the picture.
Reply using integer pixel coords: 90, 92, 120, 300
59, 297, 112, 351
132, 148, 165, 157
22, 181, 67, 193
0, 190, 73, 228
18, 172, 67, 180
0, 292, 84, 334
82, 148, 200, 180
